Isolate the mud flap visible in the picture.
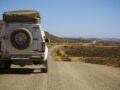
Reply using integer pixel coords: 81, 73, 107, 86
40, 60, 48, 73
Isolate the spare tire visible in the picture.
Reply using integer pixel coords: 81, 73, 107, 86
10, 29, 32, 49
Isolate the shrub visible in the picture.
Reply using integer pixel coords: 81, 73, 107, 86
62, 56, 71, 61
56, 50, 62, 56
64, 46, 120, 58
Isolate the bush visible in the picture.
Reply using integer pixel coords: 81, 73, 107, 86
56, 50, 62, 56
62, 56, 71, 61
64, 46, 120, 58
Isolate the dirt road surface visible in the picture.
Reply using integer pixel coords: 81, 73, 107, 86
0, 45, 120, 90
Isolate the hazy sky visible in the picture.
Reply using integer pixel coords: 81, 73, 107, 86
0, 0, 120, 38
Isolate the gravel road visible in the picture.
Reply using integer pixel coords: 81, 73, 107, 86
0, 45, 120, 90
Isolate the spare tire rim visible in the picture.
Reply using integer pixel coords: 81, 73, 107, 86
15, 32, 27, 45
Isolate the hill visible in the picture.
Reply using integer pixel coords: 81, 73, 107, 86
45, 31, 63, 43
45, 31, 92, 43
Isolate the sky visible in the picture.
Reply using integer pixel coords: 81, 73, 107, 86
0, 0, 120, 38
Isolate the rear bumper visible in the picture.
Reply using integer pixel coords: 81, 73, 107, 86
0, 54, 44, 61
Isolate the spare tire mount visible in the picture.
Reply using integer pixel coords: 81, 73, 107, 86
10, 28, 32, 49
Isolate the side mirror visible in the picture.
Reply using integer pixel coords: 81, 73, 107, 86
45, 38, 50, 43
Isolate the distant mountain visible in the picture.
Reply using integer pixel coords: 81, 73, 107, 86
102, 38, 120, 42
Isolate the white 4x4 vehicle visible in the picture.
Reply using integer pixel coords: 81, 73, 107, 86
0, 10, 49, 73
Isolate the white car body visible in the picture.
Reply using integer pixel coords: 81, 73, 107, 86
0, 10, 48, 72
0, 23, 48, 72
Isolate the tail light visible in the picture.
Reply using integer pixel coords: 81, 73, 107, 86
41, 42, 45, 52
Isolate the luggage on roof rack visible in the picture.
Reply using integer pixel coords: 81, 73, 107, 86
3, 10, 41, 23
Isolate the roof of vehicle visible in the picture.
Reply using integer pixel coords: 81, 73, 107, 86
3, 10, 41, 23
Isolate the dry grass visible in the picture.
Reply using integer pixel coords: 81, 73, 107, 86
54, 45, 120, 67
61, 56, 71, 61
64, 45, 120, 58
47, 44, 55, 49
95, 41, 120, 46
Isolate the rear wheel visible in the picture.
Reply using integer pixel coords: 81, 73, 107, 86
4, 63, 11, 69
0, 61, 11, 69
40, 60, 48, 73
41, 68, 48, 73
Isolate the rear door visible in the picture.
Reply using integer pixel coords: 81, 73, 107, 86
32, 25, 42, 54
5, 24, 42, 55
